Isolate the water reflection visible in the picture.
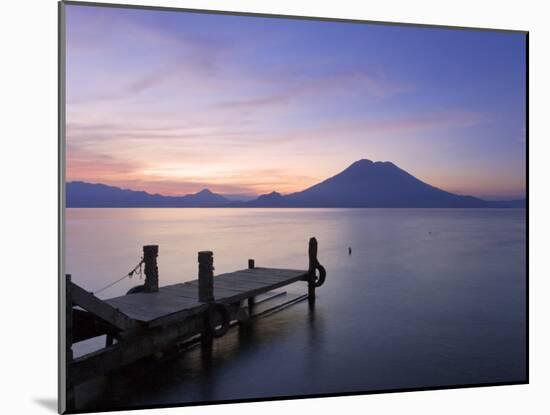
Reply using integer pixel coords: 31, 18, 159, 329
67, 208, 526, 411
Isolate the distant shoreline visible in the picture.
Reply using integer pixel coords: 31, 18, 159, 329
66, 159, 525, 209
65, 206, 526, 209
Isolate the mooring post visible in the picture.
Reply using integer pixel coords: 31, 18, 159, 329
65, 274, 75, 409
308, 237, 318, 305
65, 274, 73, 362
198, 251, 215, 354
105, 335, 114, 347
198, 251, 214, 303
143, 245, 159, 293
247, 259, 256, 313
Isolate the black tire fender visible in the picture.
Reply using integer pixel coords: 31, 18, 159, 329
126, 284, 145, 294
204, 303, 231, 338
313, 264, 326, 287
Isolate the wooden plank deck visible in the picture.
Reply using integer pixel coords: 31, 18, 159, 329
63, 238, 326, 405
105, 267, 308, 327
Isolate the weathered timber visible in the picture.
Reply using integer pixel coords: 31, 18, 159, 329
308, 237, 318, 305
161, 283, 245, 301
247, 296, 255, 315
198, 251, 214, 303
143, 245, 159, 293
198, 251, 215, 348
68, 301, 241, 387
252, 293, 308, 318
214, 278, 273, 290
221, 271, 291, 285
100, 268, 307, 327
194, 274, 304, 302
105, 335, 114, 347
70, 282, 136, 331
72, 309, 115, 343
66, 275, 73, 362
65, 274, 75, 410
247, 259, 256, 315
67, 238, 326, 389
241, 268, 306, 279
250, 290, 286, 305
70, 290, 298, 387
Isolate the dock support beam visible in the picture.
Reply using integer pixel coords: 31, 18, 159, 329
105, 335, 114, 347
308, 237, 318, 306
143, 245, 159, 293
198, 251, 214, 356
65, 274, 75, 409
247, 259, 256, 313
66, 275, 73, 363
198, 251, 214, 303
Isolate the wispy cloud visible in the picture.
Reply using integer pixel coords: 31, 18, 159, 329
65, 4, 526, 198
66, 144, 145, 182
215, 68, 414, 112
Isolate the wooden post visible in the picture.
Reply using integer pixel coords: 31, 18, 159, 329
105, 335, 114, 347
247, 259, 255, 313
143, 245, 159, 293
66, 275, 73, 362
198, 251, 214, 303
200, 332, 213, 368
198, 251, 214, 354
308, 237, 318, 305
247, 297, 255, 315
65, 274, 75, 409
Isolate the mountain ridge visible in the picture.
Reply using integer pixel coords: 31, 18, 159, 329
66, 181, 231, 207
66, 160, 525, 208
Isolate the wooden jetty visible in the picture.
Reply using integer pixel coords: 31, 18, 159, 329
62, 237, 326, 408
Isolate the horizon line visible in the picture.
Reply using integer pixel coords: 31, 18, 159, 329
65, 179, 526, 203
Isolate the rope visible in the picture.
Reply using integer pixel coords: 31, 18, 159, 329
94, 258, 144, 295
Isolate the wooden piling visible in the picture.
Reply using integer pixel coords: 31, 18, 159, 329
198, 251, 214, 303
308, 237, 318, 305
66, 240, 327, 388
143, 245, 159, 293
65, 274, 75, 409
247, 259, 256, 312
200, 331, 213, 366
66, 274, 73, 362
198, 251, 214, 352
105, 335, 114, 347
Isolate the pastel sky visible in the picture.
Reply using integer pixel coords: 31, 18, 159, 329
65, 4, 527, 200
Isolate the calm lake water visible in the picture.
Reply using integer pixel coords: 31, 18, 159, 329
66, 208, 526, 411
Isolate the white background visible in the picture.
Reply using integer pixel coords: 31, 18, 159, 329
0, 0, 545, 414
